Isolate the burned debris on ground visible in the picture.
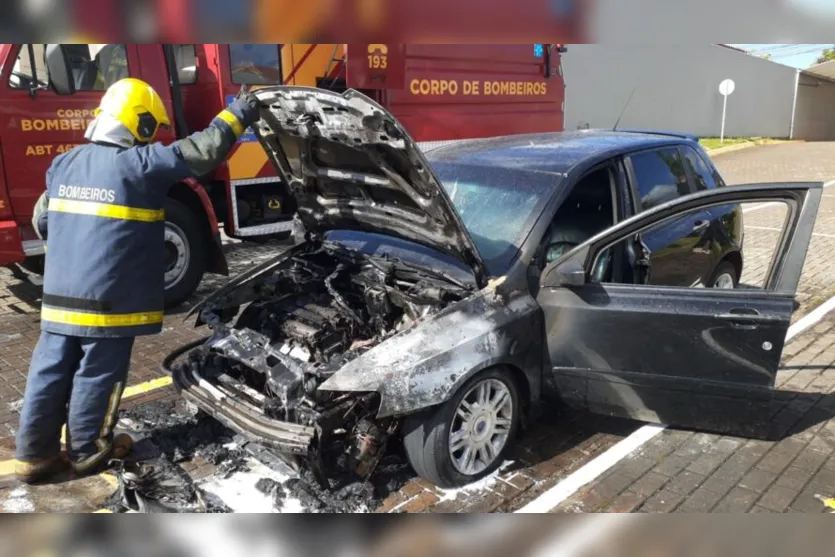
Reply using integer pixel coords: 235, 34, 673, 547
112, 400, 413, 513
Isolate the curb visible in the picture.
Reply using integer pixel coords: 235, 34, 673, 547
706, 142, 757, 156
706, 139, 802, 157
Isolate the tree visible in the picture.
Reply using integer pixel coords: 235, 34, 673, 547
815, 46, 835, 65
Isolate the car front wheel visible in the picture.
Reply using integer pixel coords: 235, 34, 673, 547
403, 367, 520, 489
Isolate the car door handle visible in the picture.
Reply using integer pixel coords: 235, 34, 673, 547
716, 310, 783, 326
692, 220, 710, 233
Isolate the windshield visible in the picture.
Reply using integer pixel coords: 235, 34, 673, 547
432, 162, 557, 275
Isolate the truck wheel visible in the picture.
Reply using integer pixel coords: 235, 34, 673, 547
164, 199, 207, 308
20, 255, 44, 275
403, 367, 520, 489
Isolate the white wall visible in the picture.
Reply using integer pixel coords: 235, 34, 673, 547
562, 45, 798, 138
793, 72, 835, 141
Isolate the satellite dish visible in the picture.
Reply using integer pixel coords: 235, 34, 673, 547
719, 79, 736, 97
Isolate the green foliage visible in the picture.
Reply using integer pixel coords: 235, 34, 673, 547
815, 47, 835, 65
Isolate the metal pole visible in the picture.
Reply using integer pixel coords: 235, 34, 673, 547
721, 94, 728, 143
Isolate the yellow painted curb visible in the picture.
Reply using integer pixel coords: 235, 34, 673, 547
0, 459, 15, 476
123, 376, 173, 399
100, 473, 119, 489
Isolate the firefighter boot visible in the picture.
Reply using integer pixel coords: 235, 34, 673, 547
70, 433, 134, 478
14, 455, 69, 485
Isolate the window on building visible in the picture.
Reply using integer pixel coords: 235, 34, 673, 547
173, 44, 198, 85
9, 44, 49, 90
64, 44, 129, 91
629, 148, 692, 211
229, 44, 281, 85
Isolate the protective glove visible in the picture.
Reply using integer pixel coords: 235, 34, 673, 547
230, 92, 261, 128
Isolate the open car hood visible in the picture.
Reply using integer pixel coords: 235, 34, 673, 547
251, 86, 488, 287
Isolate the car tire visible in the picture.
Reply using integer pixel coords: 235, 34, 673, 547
708, 260, 738, 289
402, 367, 521, 489
163, 199, 207, 308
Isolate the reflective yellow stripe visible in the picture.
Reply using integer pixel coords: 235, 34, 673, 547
42, 307, 164, 328
217, 109, 245, 138
99, 381, 125, 441
49, 198, 164, 223
72, 443, 110, 473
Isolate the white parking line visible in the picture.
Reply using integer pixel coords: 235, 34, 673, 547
515, 292, 835, 514
743, 202, 782, 214
516, 425, 665, 513
746, 225, 835, 239
743, 179, 835, 213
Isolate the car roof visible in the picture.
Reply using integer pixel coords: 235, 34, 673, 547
423, 129, 699, 177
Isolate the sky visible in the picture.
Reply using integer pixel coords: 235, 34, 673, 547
729, 44, 833, 69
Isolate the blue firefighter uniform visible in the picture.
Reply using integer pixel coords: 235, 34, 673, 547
15, 80, 260, 480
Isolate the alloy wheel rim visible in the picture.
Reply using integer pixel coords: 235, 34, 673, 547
714, 272, 735, 289
449, 378, 513, 476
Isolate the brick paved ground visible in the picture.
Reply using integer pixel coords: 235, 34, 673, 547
3, 141, 835, 513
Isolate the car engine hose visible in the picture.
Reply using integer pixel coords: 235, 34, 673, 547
161, 336, 210, 374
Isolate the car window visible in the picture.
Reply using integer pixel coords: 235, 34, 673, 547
589, 199, 790, 291
629, 147, 691, 211
682, 145, 719, 191
432, 163, 556, 275
8, 44, 48, 89
229, 44, 281, 85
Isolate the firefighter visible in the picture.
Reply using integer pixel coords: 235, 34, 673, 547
14, 78, 260, 484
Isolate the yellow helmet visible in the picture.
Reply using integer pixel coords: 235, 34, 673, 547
95, 78, 171, 143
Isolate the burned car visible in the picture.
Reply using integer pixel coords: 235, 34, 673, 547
169, 86, 823, 489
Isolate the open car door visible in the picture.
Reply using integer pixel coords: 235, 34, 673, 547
536, 183, 823, 439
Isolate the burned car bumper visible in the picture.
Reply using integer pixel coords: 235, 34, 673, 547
171, 354, 315, 456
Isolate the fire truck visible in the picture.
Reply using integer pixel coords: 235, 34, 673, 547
0, 43, 566, 306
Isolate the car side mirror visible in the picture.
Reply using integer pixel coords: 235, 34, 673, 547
45, 45, 75, 95
554, 259, 586, 287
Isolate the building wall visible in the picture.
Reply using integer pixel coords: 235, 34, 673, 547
793, 73, 835, 141
562, 45, 798, 138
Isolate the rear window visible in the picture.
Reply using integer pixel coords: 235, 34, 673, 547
629, 147, 691, 211
682, 145, 725, 190
229, 44, 281, 85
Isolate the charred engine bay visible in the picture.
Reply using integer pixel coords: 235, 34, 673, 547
175, 240, 471, 481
